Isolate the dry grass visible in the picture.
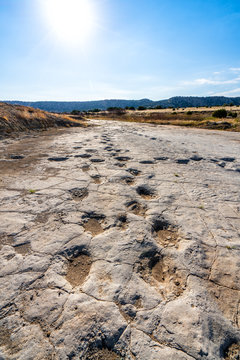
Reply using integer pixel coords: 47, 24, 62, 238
135, 105, 240, 113
86, 107, 240, 132
0, 102, 88, 136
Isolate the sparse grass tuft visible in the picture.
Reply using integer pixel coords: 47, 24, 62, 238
28, 189, 36, 194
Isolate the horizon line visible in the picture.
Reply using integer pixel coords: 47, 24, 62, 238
2, 95, 240, 103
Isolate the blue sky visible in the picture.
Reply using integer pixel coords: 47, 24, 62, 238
1, 0, 240, 101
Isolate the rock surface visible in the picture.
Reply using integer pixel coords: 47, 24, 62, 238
0, 120, 240, 359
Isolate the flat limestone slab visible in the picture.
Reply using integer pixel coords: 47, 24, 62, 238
0, 121, 240, 360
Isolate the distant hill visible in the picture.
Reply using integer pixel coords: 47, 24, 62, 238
4, 96, 240, 112
158, 96, 240, 108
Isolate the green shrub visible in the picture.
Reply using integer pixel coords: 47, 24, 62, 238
186, 111, 193, 115
71, 110, 81, 115
228, 112, 237, 118
125, 106, 135, 110
107, 107, 126, 115
138, 106, 146, 110
107, 107, 122, 111
212, 109, 227, 118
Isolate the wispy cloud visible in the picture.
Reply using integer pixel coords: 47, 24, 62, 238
183, 76, 240, 86
212, 88, 240, 96
229, 67, 240, 72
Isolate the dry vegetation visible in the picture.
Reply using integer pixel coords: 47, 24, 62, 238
86, 106, 240, 132
1, 102, 239, 135
0, 102, 87, 137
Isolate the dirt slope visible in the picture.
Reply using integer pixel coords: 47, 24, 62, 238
0, 102, 86, 137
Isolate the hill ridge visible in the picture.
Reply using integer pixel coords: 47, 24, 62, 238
3, 96, 240, 112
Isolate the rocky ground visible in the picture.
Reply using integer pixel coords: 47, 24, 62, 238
0, 120, 240, 360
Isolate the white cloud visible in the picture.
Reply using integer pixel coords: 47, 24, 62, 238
195, 78, 219, 85
229, 68, 240, 72
183, 77, 240, 86
212, 88, 240, 96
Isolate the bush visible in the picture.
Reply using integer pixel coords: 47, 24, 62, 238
186, 111, 193, 115
71, 110, 81, 115
107, 107, 126, 115
212, 109, 227, 118
138, 106, 146, 111
155, 105, 162, 109
107, 107, 122, 111
228, 112, 237, 118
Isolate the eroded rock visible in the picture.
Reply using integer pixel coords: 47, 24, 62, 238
0, 120, 240, 359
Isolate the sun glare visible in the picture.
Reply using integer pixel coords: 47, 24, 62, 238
41, 0, 96, 47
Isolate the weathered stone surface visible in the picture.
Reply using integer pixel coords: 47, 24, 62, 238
0, 121, 240, 359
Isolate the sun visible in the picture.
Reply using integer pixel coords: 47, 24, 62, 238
41, 0, 96, 47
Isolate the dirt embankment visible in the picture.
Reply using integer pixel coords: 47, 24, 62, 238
0, 102, 87, 137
